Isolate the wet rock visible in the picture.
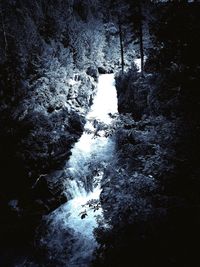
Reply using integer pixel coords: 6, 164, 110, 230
86, 67, 99, 81
8, 199, 21, 213
69, 112, 86, 133
98, 66, 107, 74
31, 170, 68, 213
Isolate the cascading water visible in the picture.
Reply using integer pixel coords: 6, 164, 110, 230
39, 74, 118, 266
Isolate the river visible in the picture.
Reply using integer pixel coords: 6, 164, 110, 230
38, 74, 118, 267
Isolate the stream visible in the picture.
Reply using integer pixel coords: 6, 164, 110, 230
38, 74, 118, 266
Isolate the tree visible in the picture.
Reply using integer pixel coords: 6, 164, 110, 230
128, 0, 149, 77
138, 2, 144, 77
107, 0, 133, 73
118, 15, 125, 73
0, 4, 8, 59
105, 0, 150, 75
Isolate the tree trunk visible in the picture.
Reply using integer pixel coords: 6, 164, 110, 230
138, 3, 144, 77
118, 17, 125, 74
0, 7, 8, 58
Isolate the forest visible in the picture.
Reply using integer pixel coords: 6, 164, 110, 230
0, 0, 200, 266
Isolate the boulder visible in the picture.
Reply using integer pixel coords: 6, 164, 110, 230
86, 67, 99, 81
98, 66, 107, 74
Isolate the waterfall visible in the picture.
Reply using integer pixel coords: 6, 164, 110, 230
39, 74, 118, 267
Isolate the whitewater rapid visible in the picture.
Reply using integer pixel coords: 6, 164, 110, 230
40, 74, 118, 266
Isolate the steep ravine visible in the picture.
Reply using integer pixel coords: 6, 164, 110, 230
1, 2, 200, 267
0, 0, 107, 229
19, 74, 118, 267
0, 71, 98, 266
0, 1, 113, 264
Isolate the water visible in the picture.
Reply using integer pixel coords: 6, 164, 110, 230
39, 74, 118, 266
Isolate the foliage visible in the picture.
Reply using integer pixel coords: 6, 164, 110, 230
0, 0, 108, 198
94, 2, 200, 267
